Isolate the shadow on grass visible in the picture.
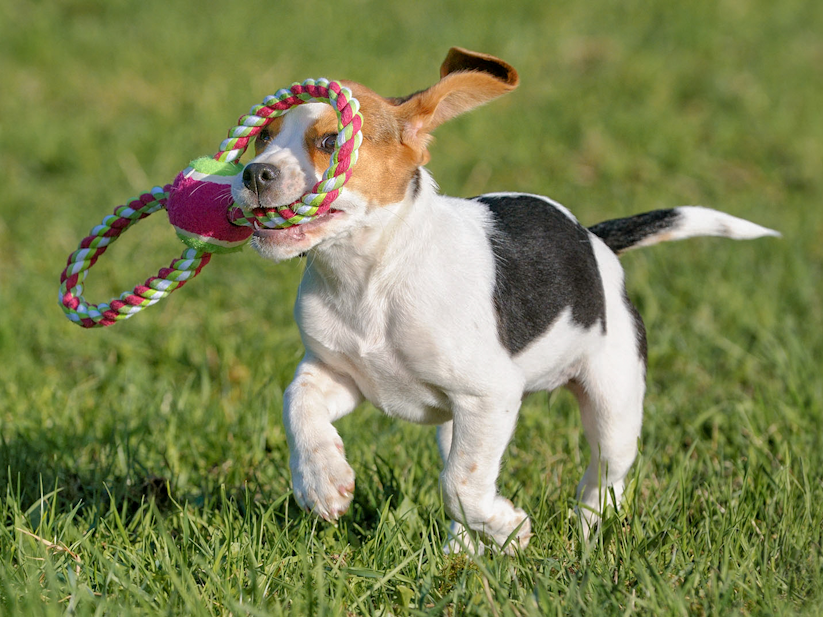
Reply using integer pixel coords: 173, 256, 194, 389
0, 424, 411, 541
347, 454, 404, 534
0, 424, 303, 530
1, 425, 175, 527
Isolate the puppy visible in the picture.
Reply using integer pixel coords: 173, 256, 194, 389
231, 48, 778, 553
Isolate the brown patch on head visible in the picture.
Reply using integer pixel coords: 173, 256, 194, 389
292, 48, 518, 208
343, 49, 518, 207
344, 83, 424, 206
254, 116, 284, 156
302, 82, 422, 207
304, 107, 341, 172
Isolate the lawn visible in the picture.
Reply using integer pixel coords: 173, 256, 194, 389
1, 0, 822, 614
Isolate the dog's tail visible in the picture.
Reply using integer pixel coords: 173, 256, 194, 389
588, 206, 780, 255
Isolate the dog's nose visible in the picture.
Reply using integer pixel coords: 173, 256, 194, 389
243, 163, 280, 194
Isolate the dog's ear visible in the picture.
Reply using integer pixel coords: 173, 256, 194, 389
394, 47, 518, 163
438, 47, 519, 84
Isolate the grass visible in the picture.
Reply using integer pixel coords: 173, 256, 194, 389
1, 0, 822, 614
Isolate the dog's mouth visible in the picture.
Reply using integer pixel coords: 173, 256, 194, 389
251, 208, 343, 243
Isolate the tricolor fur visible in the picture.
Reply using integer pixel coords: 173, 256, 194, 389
231, 48, 778, 553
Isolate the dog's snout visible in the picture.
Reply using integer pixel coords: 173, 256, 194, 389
243, 163, 280, 194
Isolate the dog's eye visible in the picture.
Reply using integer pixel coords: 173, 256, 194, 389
316, 133, 338, 153
256, 129, 273, 146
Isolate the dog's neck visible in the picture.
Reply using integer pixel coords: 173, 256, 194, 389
305, 169, 438, 294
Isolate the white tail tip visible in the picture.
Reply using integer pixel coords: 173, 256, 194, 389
678, 206, 780, 241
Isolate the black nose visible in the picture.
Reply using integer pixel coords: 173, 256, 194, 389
243, 163, 280, 193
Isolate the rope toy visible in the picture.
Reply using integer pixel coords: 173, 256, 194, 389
59, 79, 363, 328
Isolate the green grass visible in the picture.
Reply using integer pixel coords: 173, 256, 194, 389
1, 0, 822, 614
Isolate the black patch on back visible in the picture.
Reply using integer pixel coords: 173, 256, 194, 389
588, 208, 681, 253
475, 194, 606, 355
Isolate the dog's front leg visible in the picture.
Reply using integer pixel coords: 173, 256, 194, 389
283, 356, 363, 521
440, 393, 532, 554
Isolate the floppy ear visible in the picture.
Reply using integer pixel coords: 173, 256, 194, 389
395, 47, 519, 162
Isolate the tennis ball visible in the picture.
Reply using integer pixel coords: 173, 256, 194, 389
166, 157, 252, 254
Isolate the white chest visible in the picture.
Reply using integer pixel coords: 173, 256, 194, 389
295, 287, 451, 425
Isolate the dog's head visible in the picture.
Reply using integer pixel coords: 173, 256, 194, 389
232, 47, 518, 262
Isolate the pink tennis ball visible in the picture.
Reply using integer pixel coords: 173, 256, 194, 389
166, 157, 252, 254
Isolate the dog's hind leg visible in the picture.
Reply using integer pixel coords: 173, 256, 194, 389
437, 420, 487, 555
568, 299, 646, 538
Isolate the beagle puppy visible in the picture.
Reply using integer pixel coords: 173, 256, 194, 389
231, 48, 778, 553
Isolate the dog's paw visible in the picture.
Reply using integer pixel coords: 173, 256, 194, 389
290, 438, 355, 522
484, 497, 532, 554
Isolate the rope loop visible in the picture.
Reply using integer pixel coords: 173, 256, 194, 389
220, 78, 363, 229
58, 78, 361, 328
59, 186, 211, 328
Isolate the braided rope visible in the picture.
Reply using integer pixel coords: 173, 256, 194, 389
59, 186, 211, 328
59, 78, 360, 328
221, 78, 363, 229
